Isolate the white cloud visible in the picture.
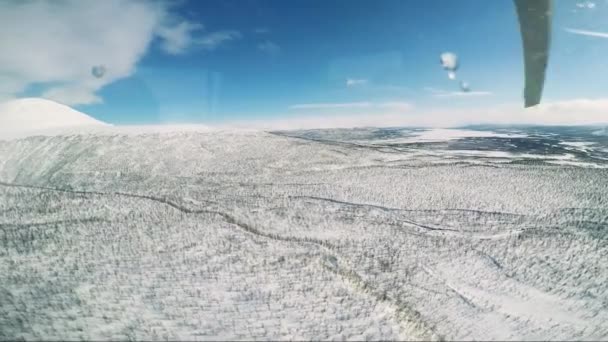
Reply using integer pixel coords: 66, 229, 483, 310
290, 102, 373, 110
425, 87, 492, 98
42, 85, 103, 106
233, 101, 415, 129
0, 75, 25, 102
289, 102, 412, 111
0, 0, 237, 106
534, 98, 608, 114
0, 0, 161, 105
421, 98, 608, 127
377, 102, 413, 111
346, 78, 368, 87
195, 30, 242, 51
258, 41, 281, 56
576, 2, 596, 9
157, 21, 204, 55
433, 91, 493, 98
565, 27, 608, 38
229, 98, 608, 130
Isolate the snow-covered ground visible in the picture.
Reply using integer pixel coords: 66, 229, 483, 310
1, 125, 607, 341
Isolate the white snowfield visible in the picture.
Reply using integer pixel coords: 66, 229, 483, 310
0, 123, 607, 340
0, 98, 109, 138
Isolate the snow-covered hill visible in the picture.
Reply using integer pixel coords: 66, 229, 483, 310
0, 126, 607, 340
0, 98, 108, 138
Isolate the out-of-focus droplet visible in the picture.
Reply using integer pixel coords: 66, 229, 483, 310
460, 81, 471, 92
91, 65, 106, 78
440, 52, 459, 72
440, 52, 459, 80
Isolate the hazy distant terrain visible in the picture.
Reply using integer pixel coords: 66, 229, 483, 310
1, 126, 607, 341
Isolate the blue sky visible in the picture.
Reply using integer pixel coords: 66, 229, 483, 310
3, 0, 608, 127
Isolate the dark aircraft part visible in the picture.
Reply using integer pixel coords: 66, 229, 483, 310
514, 0, 552, 108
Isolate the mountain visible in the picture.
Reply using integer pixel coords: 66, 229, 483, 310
0, 98, 108, 136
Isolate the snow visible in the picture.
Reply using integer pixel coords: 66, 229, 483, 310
0, 98, 109, 139
560, 141, 595, 148
546, 160, 608, 168
423, 150, 576, 160
559, 141, 597, 153
0, 127, 607, 340
369, 128, 527, 144
0, 124, 216, 140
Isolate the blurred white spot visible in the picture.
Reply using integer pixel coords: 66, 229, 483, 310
460, 81, 471, 92
440, 52, 458, 71
346, 78, 368, 87
440, 52, 459, 80
576, 1, 596, 9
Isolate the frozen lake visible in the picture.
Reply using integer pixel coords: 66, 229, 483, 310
1, 126, 607, 340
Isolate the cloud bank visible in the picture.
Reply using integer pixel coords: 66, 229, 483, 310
226, 98, 608, 130
0, 0, 239, 106
290, 102, 412, 111
418, 98, 608, 127
424, 87, 493, 98
226, 101, 415, 129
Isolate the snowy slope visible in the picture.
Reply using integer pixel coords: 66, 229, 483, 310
0, 98, 108, 139
0, 127, 607, 340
